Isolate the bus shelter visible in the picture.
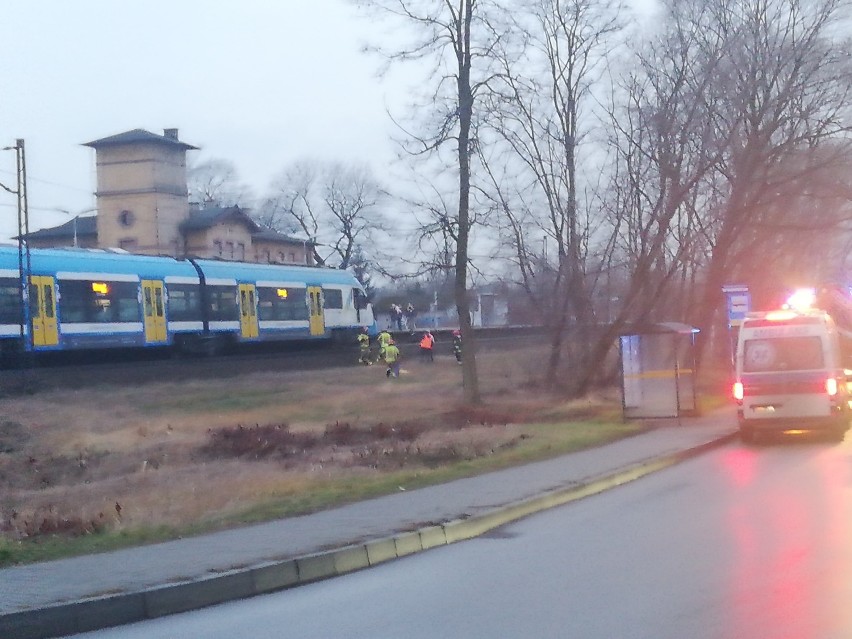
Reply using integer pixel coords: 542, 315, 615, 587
619, 322, 699, 419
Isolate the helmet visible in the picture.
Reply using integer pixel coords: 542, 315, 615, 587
453, 330, 461, 336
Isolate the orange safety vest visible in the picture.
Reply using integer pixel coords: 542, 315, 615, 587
419, 334, 434, 349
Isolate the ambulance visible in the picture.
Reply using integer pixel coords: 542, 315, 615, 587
733, 300, 852, 442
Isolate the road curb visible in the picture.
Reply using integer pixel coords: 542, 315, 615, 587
0, 430, 737, 639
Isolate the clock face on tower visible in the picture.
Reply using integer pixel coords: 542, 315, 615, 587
118, 210, 135, 227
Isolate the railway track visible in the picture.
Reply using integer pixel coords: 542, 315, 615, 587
0, 328, 541, 394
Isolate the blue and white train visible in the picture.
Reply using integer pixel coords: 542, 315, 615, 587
0, 245, 376, 359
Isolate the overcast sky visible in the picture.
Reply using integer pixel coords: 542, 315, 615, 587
0, 0, 657, 243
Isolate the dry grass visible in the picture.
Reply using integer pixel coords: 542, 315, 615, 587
0, 346, 637, 564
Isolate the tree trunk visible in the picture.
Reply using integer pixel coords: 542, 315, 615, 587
455, 0, 481, 405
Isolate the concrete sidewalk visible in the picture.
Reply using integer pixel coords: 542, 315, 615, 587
0, 408, 739, 639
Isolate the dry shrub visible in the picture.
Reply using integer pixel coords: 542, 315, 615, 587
200, 417, 525, 474
324, 422, 370, 446
2, 505, 112, 540
442, 406, 519, 428
202, 423, 315, 459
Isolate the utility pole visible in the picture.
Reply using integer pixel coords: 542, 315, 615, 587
2, 139, 32, 356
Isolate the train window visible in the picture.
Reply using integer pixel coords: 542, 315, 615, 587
353, 288, 367, 310
43, 285, 55, 318
58, 280, 140, 323
166, 284, 202, 322
0, 277, 21, 324
144, 288, 154, 317
257, 286, 309, 321
28, 283, 39, 317
323, 289, 343, 310
206, 285, 239, 322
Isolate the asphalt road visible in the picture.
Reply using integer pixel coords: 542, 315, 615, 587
66, 434, 852, 639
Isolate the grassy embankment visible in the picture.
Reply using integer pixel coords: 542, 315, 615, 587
0, 345, 664, 566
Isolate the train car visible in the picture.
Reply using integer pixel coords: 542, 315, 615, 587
0, 245, 375, 360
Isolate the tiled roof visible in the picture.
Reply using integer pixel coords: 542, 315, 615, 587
252, 228, 313, 245
21, 208, 312, 247
182, 207, 311, 245
180, 206, 261, 232
23, 216, 97, 239
83, 129, 198, 150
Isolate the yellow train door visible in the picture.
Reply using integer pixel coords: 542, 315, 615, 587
29, 275, 59, 347
307, 286, 325, 336
141, 280, 167, 343
239, 283, 259, 338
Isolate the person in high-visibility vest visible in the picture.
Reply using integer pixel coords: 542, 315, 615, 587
419, 331, 434, 362
357, 327, 372, 365
383, 338, 401, 378
376, 329, 392, 363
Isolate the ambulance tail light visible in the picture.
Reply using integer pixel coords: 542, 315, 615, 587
733, 382, 744, 401
826, 378, 838, 397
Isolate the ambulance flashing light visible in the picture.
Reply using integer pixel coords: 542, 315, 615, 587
783, 288, 816, 312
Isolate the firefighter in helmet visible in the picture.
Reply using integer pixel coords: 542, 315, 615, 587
357, 327, 372, 365
452, 329, 462, 364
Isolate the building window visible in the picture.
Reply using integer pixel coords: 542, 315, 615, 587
118, 210, 135, 227
226, 242, 234, 259
288, 252, 295, 262
265, 250, 271, 262
237, 243, 245, 260
214, 240, 223, 256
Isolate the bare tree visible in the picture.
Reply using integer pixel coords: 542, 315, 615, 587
353, 0, 508, 404
187, 158, 252, 207
262, 160, 386, 269
560, 0, 729, 393
567, 0, 852, 389
480, 0, 625, 389
681, 0, 852, 364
